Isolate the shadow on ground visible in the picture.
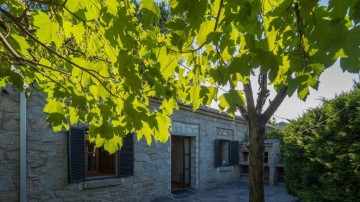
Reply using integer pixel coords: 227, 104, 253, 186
153, 181, 298, 202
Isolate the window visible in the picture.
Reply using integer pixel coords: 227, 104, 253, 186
67, 128, 134, 183
264, 152, 268, 163
86, 142, 116, 177
220, 140, 230, 166
242, 152, 249, 162
215, 140, 239, 167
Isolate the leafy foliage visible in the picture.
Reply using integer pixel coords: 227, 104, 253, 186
0, 0, 180, 153
0, 0, 359, 155
282, 84, 360, 201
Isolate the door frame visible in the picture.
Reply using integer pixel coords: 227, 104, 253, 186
182, 136, 191, 188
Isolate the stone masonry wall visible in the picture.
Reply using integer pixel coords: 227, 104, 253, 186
0, 87, 248, 201
0, 86, 20, 201
0, 87, 171, 202
170, 107, 247, 189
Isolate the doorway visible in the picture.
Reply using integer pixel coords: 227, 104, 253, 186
171, 136, 191, 191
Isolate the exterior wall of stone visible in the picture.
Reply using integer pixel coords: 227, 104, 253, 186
0, 88, 171, 201
170, 107, 247, 189
266, 141, 281, 185
0, 86, 20, 201
0, 87, 248, 201
239, 140, 282, 186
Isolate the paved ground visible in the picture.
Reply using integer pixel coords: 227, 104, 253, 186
152, 181, 298, 202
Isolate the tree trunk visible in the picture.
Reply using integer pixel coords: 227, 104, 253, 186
248, 117, 266, 202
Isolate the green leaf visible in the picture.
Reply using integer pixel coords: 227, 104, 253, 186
87, 34, 102, 56
218, 90, 245, 117
69, 107, 79, 124
46, 113, 69, 132
188, 85, 201, 110
33, 11, 62, 47
71, 23, 85, 44
227, 55, 251, 85
136, 121, 153, 145
104, 0, 119, 17
197, 20, 215, 46
154, 113, 171, 143
160, 98, 178, 115
44, 98, 65, 114
297, 86, 309, 100
8, 34, 30, 57
104, 135, 123, 154
140, 0, 160, 28
39, 58, 51, 67
158, 47, 177, 79
201, 86, 218, 107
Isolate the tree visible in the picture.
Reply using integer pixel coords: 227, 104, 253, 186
0, 0, 359, 201
282, 84, 360, 201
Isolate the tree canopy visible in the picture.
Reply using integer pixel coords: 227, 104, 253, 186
1, 0, 359, 153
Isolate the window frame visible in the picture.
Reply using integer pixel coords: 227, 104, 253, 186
86, 141, 117, 178
68, 128, 134, 183
264, 152, 269, 163
215, 139, 239, 168
242, 151, 249, 162
219, 140, 230, 166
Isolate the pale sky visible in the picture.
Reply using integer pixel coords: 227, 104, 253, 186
266, 61, 359, 121
211, 61, 359, 122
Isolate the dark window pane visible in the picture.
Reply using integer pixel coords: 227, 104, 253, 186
87, 143, 97, 173
86, 142, 116, 176
243, 152, 249, 161
220, 141, 230, 166
99, 148, 115, 175
264, 152, 269, 163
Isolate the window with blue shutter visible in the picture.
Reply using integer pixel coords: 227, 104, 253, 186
215, 140, 221, 167
68, 128, 86, 183
230, 141, 239, 165
68, 128, 134, 183
118, 133, 134, 177
215, 139, 239, 167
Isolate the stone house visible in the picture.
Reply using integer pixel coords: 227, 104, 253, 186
239, 139, 284, 186
0, 86, 251, 201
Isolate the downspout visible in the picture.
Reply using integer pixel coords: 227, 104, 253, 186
20, 91, 26, 202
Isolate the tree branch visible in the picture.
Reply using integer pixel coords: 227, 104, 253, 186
243, 79, 256, 119
294, 2, 308, 70
262, 85, 288, 122
237, 104, 248, 121
63, 6, 95, 23
0, 7, 113, 96
213, 0, 224, 32
0, 32, 23, 60
255, 73, 269, 115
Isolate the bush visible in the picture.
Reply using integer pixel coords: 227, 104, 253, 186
282, 84, 360, 201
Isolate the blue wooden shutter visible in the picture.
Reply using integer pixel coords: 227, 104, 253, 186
118, 133, 134, 177
214, 140, 221, 167
230, 141, 239, 165
68, 128, 86, 183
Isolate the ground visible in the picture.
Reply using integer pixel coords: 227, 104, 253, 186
153, 181, 297, 202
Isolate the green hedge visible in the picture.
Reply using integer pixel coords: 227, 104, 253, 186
282, 84, 360, 201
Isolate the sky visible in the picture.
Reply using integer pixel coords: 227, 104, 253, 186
210, 61, 359, 122
267, 61, 359, 122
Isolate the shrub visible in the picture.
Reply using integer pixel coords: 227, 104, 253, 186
282, 84, 360, 201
